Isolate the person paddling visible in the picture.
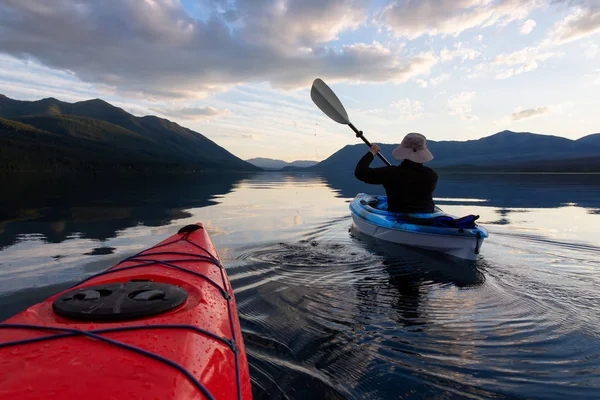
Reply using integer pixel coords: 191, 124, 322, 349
354, 133, 438, 213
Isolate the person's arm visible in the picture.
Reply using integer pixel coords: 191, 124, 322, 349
354, 144, 391, 184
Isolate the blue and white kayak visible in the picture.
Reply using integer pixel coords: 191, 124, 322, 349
350, 193, 488, 260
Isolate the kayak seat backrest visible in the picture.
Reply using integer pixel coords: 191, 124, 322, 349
376, 200, 388, 211
361, 197, 388, 210
433, 215, 480, 229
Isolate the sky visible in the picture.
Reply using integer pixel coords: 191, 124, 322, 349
0, 0, 599, 162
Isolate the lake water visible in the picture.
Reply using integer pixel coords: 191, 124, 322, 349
1, 171, 599, 399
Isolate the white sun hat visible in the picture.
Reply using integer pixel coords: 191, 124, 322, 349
392, 132, 434, 163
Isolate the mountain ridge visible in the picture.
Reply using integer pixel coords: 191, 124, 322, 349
0, 94, 259, 173
298, 130, 600, 173
2, 93, 598, 173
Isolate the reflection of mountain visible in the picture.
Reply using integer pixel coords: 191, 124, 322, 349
0, 172, 253, 249
317, 170, 600, 210
302, 131, 600, 172
0, 94, 259, 172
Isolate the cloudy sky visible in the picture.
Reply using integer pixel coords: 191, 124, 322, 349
0, 0, 599, 162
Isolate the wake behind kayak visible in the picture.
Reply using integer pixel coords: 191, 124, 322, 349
0, 223, 252, 400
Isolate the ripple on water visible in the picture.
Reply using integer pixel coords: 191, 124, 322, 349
228, 220, 600, 399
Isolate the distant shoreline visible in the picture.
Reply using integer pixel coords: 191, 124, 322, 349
4, 166, 599, 175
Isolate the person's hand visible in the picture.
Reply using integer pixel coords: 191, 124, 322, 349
369, 144, 380, 155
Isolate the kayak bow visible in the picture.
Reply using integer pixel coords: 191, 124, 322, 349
0, 223, 252, 400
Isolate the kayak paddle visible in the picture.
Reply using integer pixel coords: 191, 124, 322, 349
310, 78, 391, 166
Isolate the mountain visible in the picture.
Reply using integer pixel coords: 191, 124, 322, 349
289, 160, 319, 168
426, 130, 591, 167
443, 156, 600, 173
246, 157, 288, 169
0, 95, 260, 173
576, 133, 600, 146
246, 157, 318, 170
308, 130, 600, 172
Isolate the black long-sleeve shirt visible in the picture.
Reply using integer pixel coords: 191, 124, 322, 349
354, 152, 438, 213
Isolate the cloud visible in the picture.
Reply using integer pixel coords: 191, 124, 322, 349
0, 0, 437, 99
447, 91, 477, 120
493, 45, 560, 78
151, 106, 231, 120
547, 3, 600, 46
490, 2, 600, 81
493, 46, 558, 66
416, 79, 428, 88
379, 0, 541, 39
430, 73, 450, 85
511, 106, 550, 120
496, 69, 515, 79
495, 102, 572, 125
389, 98, 424, 119
467, 62, 488, 78
440, 42, 480, 62
494, 61, 539, 78
210, 131, 256, 140
488, 3, 600, 81
520, 19, 537, 34
0, 54, 112, 100
306, 43, 438, 86
358, 108, 385, 115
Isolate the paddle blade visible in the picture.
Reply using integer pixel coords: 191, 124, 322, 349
310, 78, 350, 125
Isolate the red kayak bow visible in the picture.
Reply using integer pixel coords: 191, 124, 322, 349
0, 223, 252, 399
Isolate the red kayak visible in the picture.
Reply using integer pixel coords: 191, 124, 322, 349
0, 223, 252, 399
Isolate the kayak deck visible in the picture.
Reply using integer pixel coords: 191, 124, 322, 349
0, 223, 252, 400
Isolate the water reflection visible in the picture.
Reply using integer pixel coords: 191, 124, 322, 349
236, 223, 500, 399
1, 171, 599, 399
3, 171, 598, 252
349, 226, 485, 333
0, 172, 254, 249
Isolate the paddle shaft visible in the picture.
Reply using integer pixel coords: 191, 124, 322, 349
348, 123, 392, 166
